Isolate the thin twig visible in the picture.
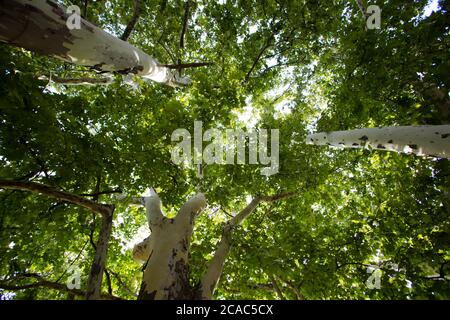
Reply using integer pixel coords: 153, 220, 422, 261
160, 62, 213, 70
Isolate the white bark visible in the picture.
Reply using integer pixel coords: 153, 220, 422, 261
199, 223, 232, 299
130, 193, 163, 262
127, 191, 294, 300
199, 193, 296, 300
200, 198, 260, 299
132, 236, 152, 263
134, 193, 206, 299
144, 194, 165, 227
306, 125, 450, 158
0, 0, 190, 87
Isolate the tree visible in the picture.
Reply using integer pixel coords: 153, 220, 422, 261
0, 0, 449, 300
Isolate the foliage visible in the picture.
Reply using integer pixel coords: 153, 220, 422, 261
0, 0, 449, 299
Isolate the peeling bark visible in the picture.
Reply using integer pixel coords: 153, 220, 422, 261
0, 0, 190, 87
306, 125, 450, 158
134, 193, 206, 300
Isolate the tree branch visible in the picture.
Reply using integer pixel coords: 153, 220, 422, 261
269, 274, 286, 300
284, 280, 304, 300
38, 74, 114, 86
159, 62, 213, 70
79, 189, 123, 198
243, 36, 274, 84
200, 191, 296, 299
0, 274, 121, 300
231, 192, 297, 226
179, 1, 191, 50
355, 0, 369, 18
55, 239, 89, 283
175, 193, 207, 226
157, 37, 177, 64
177, 1, 193, 77
108, 269, 138, 298
0, 179, 112, 217
85, 210, 114, 300
0, 178, 115, 300
82, 0, 88, 18
243, 20, 284, 84
143, 194, 166, 227
121, 0, 143, 41
104, 269, 112, 295
118, 190, 169, 227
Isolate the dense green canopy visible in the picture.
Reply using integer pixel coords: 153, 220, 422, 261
0, 0, 449, 299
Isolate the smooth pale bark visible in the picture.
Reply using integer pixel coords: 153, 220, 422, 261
200, 192, 296, 300
199, 198, 259, 300
0, 0, 189, 86
134, 193, 207, 300
306, 125, 450, 158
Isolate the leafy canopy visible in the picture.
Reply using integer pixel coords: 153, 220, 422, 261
0, 0, 449, 299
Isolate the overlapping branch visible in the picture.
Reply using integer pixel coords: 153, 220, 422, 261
0, 179, 112, 217
121, 0, 143, 41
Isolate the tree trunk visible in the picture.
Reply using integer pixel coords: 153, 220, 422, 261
306, 125, 450, 158
85, 207, 114, 300
134, 193, 207, 300
0, 0, 189, 86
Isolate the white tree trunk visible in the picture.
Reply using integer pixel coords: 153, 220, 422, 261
306, 125, 450, 158
134, 193, 207, 300
0, 0, 190, 87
